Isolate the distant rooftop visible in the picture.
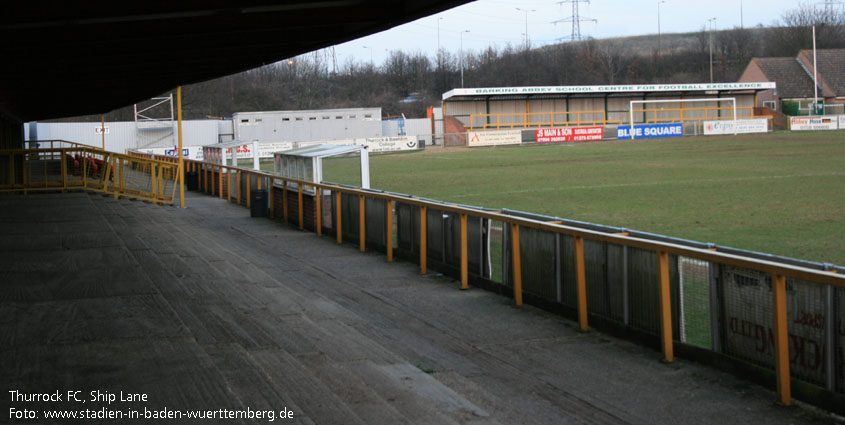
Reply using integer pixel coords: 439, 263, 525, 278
798, 48, 845, 97
751, 57, 815, 99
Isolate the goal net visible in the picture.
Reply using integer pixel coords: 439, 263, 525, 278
627, 98, 737, 139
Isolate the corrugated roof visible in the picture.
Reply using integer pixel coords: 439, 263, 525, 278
208, 140, 253, 149
753, 57, 816, 99
276, 144, 362, 158
2, 0, 472, 121
442, 83, 775, 101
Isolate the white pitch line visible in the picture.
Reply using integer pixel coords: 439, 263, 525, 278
448, 172, 845, 199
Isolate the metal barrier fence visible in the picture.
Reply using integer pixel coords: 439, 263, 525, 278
130, 152, 845, 412
1, 141, 180, 204
468, 106, 765, 131
470, 110, 624, 130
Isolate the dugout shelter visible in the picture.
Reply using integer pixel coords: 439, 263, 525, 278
274, 144, 370, 190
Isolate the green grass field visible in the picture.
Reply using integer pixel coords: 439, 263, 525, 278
319, 131, 845, 266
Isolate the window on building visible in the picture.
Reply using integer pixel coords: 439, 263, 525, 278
763, 101, 777, 110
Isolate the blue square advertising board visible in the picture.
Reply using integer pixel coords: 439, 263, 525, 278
617, 123, 684, 140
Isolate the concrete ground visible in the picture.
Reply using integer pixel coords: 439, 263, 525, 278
0, 191, 840, 424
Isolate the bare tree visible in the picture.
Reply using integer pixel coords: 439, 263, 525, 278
769, 2, 845, 55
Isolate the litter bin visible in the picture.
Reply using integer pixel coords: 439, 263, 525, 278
185, 171, 199, 191
251, 189, 268, 217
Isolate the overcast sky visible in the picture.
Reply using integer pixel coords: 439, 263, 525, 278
325, 0, 806, 66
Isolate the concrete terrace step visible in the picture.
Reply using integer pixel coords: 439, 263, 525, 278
0, 191, 839, 425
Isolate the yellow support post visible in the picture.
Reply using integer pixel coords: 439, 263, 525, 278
460, 213, 468, 290
257, 175, 262, 190
218, 167, 223, 199
658, 251, 674, 363
359, 195, 366, 252
151, 163, 158, 200
524, 99, 530, 128
511, 223, 522, 306
420, 206, 427, 274
158, 165, 164, 199
282, 181, 288, 222
575, 236, 588, 331
119, 157, 125, 194
298, 184, 304, 230
227, 168, 232, 203
22, 153, 28, 195
772, 273, 792, 405
315, 187, 322, 236
111, 156, 118, 198
176, 86, 185, 208
246, 173, 251, 209
336, 191, 342, 244
237, 170, 241, 205
386, 199, 393, 262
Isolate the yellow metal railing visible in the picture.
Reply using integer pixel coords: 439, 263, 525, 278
637, 106, 762, 124
1, 143, 180, 204
470, 110, 623, 130
469, 106, 770, 130
176, 155, 843, 409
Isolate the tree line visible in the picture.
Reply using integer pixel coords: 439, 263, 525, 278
62, 3, 844, 122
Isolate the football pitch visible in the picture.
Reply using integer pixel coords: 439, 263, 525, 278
321, 131, 845, 266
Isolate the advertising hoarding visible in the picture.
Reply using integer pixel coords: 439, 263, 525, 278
790, 116, 838, 131
142, 146, 204, 160
535, 126, 603, 143
225, 143, 257, 159
617, 123, 683, 140
357, 136, 419, 153
296, 137, 419, 153
720, 266, 829, 387
467, 130, 522, 147
258, 142, 294, 157
703, 119, 769, 135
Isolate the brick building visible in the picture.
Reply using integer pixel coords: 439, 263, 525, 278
739, 49, 845, 115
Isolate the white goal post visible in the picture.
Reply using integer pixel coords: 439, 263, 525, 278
628, 98, 737, 139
